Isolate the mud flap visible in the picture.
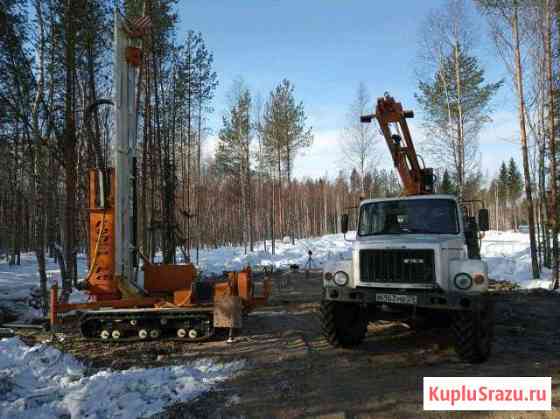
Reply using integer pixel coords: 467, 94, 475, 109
213, 296, 243, 329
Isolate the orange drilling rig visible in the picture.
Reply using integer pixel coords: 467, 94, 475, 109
49, 11, 271, 342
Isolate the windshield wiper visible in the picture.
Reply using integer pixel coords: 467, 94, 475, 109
407, 228, 431, 234
408, 228, 456, 234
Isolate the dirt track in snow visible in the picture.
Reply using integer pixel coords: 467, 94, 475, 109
18, 272, 560, 418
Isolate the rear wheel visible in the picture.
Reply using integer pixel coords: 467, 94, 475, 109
452, 302, 494, 363
320, 300, 368, 347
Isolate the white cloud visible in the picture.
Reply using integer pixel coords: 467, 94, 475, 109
414, 110, 521, 177
292, 129, 341, 180
478, 110, 520, 146
204, 112, 522, 181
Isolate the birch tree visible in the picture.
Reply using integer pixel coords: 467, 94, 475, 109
543, 0, 559, 287
475, 0, 541, 278
339, 82, 378, 193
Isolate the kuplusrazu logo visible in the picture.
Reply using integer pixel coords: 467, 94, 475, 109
423, 377, 551, 411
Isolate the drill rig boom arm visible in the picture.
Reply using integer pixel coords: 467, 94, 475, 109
361, 95, 434, 196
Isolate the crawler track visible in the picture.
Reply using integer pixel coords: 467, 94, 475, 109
79, 307, 215, 342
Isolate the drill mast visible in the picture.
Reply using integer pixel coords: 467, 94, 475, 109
113, 12, 145, 288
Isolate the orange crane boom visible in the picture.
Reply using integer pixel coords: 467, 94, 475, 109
361, 94, 434, 196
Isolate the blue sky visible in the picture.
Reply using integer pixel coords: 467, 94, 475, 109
175, 0, 521, 182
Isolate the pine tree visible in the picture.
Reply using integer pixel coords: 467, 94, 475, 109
507, 158, 523, 230
439, 170, 456, 194
494, 162, 510, 231
362, 172, 374, 198
193, 35, 218, 261
215, 82, 252, 250
464, 171, 483, 200
261, 79, 313, 182
0, 0, 33, 266
261, 79, 313, 247
415, 45, 502, 199
498, 162, 509, 198
216, 85, 251, 176
507, 158, 522, 202
350, 169, 362, 195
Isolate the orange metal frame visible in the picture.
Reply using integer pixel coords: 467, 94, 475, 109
49, 283, 159, 326
48, 170, 271, 328
363, 95, 432, 196
49, 273, 272, 327
87, 169, 120, 300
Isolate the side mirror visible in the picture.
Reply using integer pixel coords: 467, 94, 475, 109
341, 214, 349, 234
478, 208, 490, 232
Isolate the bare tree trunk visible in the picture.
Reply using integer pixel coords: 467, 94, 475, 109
62, 0, 78, 300
196, 99, 202, 264
32, 0, 49, 314
545, 0, 559, 287
246, 131, 254, 252
271, 172, 275, 256
512, 7, 540, 278
186, 48, 193, 260
286, 141, 294, 244
453, 42, 466, 200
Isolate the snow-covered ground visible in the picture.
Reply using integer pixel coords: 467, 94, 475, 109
194, 230, 555, 289
0, 230, 554, 323
194, 230, 555, 290
481, 230, 553, 289
0, 230, 555, 418
0, 254, 88, 321
192, 233, 355, 275
0, 337, 244, 419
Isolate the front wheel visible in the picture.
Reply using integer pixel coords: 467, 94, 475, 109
452, 303, 494, 363
320, 300, 368, 347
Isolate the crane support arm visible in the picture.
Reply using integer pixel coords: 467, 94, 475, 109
361, 94, 434, 196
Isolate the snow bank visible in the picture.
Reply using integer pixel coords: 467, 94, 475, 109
481, 230, 553, 289
192, 232, 355, 275
0, 254, 88, 321
192, 230, 554, 290
0, 337, 244, 419
0, 230, 554, 324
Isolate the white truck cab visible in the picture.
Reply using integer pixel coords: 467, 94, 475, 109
321, 194, 494, 363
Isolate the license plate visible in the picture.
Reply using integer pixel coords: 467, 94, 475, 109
375, 293, 418, 305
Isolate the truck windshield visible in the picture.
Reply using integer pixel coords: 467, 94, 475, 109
358, 199, 459, 236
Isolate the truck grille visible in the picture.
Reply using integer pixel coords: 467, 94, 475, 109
359, 249, 435, 284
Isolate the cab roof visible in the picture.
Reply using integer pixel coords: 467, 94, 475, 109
359, 194, 458, 206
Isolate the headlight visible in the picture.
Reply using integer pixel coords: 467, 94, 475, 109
333, 271, 349, 286
473, 273, 485, 285
454, 273, 473, 290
